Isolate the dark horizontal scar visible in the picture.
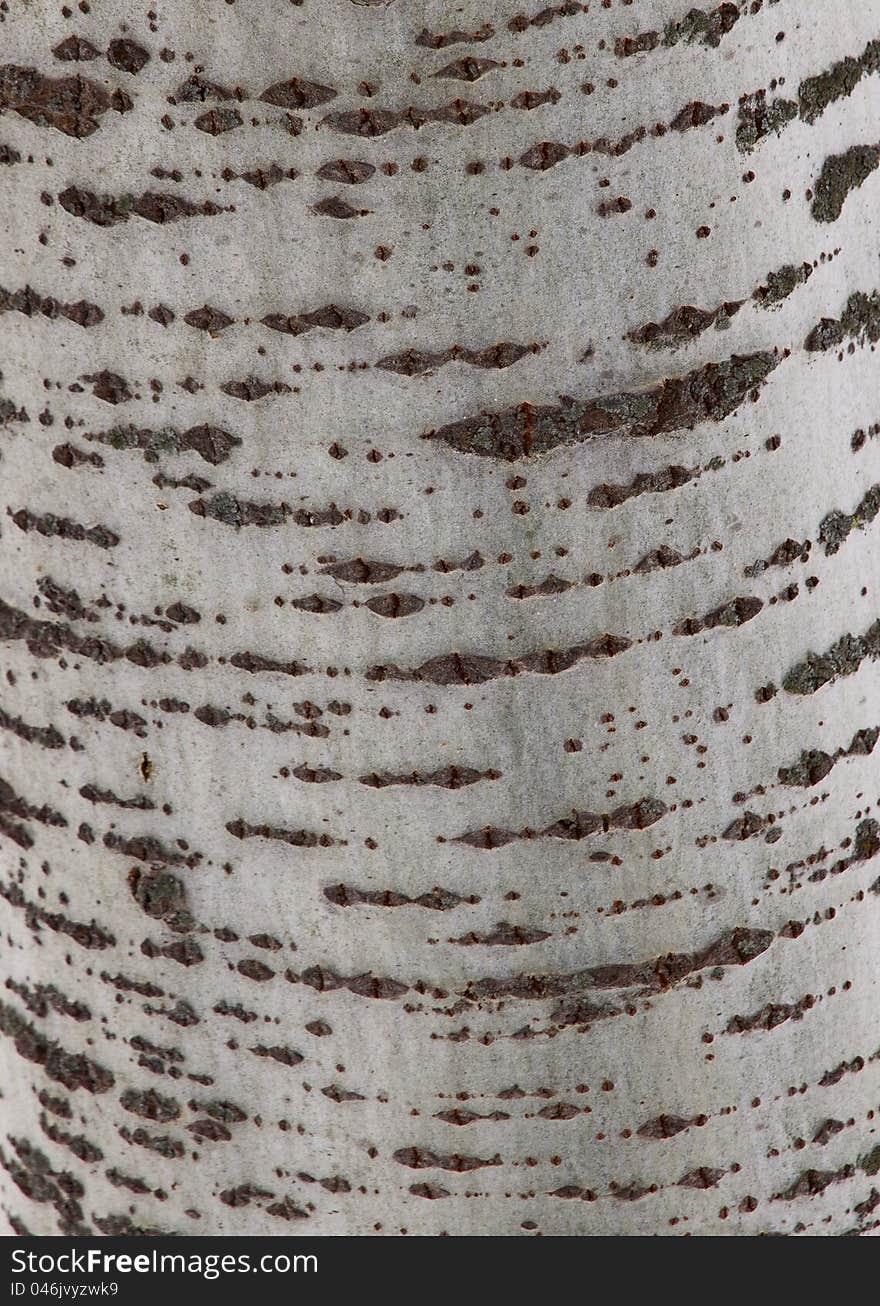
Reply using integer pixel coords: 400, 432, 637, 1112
366, 635, 631, 684
423, 350, 779, 460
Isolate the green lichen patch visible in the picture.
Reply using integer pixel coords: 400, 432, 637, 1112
188, 492, 289, 528
783, 619, 880, 695
737, 39, 880, 154
798, 39, 880, 124
753, 262, 812, 308
86, 423, 240, 466
860, 1144, 880, 1177
805, 289, 880, 351
819, 484, 880, 555
736, 92, 797, 152
811, 145, 880, 223
128, 868, 194, 933
663, 3, 740, 50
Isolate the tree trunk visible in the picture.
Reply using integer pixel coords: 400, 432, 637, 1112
2, 0, 880, 1238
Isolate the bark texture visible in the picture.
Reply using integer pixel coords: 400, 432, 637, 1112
1, 0, 880, 1237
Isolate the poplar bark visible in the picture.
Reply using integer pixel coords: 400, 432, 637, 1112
2, 0, 880, 1237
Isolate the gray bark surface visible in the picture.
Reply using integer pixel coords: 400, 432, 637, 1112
1, 0, 880, 1235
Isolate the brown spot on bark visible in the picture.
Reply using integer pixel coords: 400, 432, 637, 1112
0, 66, 110, 138
107, 39, 151, 75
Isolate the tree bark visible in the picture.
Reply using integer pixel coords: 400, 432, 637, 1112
2, 0, 880, 1237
